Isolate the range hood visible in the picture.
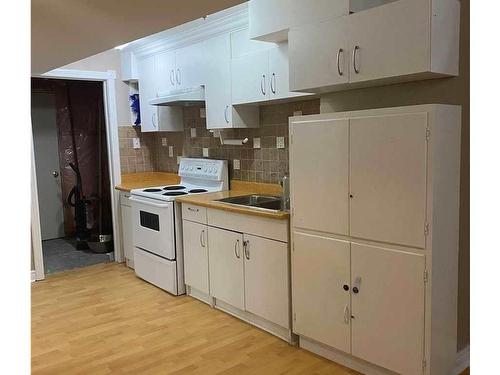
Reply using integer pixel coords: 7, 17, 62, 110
149, 86, 205, 106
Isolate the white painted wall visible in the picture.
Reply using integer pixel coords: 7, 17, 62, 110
61, 49, 131, 127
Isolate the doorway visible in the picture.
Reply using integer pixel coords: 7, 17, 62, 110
32, 78, 114, 274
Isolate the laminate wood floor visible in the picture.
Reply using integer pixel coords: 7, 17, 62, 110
31, 263, 467, 374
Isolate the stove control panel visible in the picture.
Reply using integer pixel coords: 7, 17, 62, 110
178, 158, 228, 182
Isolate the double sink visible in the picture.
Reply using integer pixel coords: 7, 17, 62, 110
216, 194, 285, 212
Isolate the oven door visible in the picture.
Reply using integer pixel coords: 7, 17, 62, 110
130, 196, 176, 260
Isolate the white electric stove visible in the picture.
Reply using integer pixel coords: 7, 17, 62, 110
129, 158, 228, 295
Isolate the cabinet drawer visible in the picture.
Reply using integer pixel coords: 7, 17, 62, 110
120, 191, 132, 207
182, 203, 207, 224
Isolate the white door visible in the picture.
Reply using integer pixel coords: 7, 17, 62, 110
268, 43, 308, 100
348, 0, 430, 83
208, 227, 244, 310
182, 220, 209, 294
349, 112, 428, 248
31, 92, 65, 240
288, 17, 349, 92
231, 49, 269, 105
243, 234, 289, 328
290, 118, 349, 235
137, 56, 159, 132
175, 42, 205, 89
292, 232, 351, 353
204, 34, 233, 129
351, 242, 425, 375
156, 51, 176, 95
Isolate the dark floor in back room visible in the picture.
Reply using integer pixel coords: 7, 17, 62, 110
42, 238, 112, 275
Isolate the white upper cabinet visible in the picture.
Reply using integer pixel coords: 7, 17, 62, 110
120, 50, 139, 82
136, 55, 183, 132
155, 51, 176, 95
289, 0, 460, 93
248, 0, 350, 42
174, 42, 205, 90
231, 49, 269, 105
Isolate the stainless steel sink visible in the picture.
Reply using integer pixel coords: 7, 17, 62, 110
216, 195, 284, 212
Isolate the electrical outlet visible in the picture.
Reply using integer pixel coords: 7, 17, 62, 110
253, 137, 261, 149
203, 148, 209, 157
293, 110, 303, 116
190, 128, 197, 138
132, 138, 141, 149
276, 136, 285, 149
199, 108, 206, 118
161, 138, 167, 146
168, 146, 174, 157
233, 159, 240, 170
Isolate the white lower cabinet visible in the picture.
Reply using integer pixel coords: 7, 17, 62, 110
120, 191, 134, 268
182, 220, 209, 295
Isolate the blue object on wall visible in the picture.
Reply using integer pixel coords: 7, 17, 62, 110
129, 94, 140, 126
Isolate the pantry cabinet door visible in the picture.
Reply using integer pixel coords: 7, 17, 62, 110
182, 220, 209, 294
349, 112, 428, 248
137, 56, 159, 132
288, 17, 349, 92
208, 227, 244, 310
351, 243, 425, 375
348, 0, 430, 83
243, 234, 289, 328
292, 232, 351, 353
290, 118, 349, 235
231, 49, 269, 105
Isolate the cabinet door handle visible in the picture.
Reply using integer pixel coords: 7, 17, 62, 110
343, 304, 350, 324
224, 105, 230, 123
243, 240, 250, 260
270, 73, 276, 94
170, 69, 175, 86
152, 112, 157, 128
353, 276, 361, 294
187, 207, 199, 212
261, 74, 266, 95
353, 45, 360, 74
176, 68, 181, 85
234, 239, 240, 259
199, 230, 206, 247
336, 48, 344, 76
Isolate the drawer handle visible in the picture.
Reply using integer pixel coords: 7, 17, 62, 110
353, 45, 360, 74
234, 239, 240, 259
187, 207, 199, 212
243, 240, 250, 260
199, 230, 206, 247
124, 194, 130, 199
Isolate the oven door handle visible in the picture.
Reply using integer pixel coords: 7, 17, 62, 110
129, 196, 172, 208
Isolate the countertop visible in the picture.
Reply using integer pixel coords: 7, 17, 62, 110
115, 172, 180, 192
176, 180, 289, 220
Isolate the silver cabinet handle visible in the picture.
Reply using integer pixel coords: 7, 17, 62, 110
243, 240, 250, 260
270, 73, 276, 94
261, 74, 266, 95
176, 68, 181, 85
199, 229, 206, 248
234, 239, 240, 259
353, 46, 360, 74
224, 105, 229, 123
170, 69, 175, 86
152, 112, 157, 128
336, 48, 344, 76
52, 171, 59, 178
343, 304, 350, 324
187, 207, 199, 212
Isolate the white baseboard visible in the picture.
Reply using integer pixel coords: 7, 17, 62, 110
31, 270, 36, 282
451, 345, 470, 375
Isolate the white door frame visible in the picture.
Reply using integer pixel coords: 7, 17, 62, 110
31, 69, 123, 280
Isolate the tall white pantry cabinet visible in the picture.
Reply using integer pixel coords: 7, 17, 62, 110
289, 104, 461, 375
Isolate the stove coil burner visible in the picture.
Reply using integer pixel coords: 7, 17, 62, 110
163, 191, 188, 196
189, 189, 208, 193
143, 188, 162, 192
163, 185, 186, 190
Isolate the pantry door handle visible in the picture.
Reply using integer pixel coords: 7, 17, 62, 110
336, 48, 344, 76
199, 230, 206, 247
243, 240, 250, 260
261, 74, 266, 95
234, 239, 240, 259
353, 45, 360, 74
343, 304, 350, 324
224, 105, 229, 123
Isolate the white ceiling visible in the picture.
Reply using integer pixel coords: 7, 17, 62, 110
32, 0, 246, 74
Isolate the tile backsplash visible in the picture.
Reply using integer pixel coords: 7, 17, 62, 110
119, 99, 320, 184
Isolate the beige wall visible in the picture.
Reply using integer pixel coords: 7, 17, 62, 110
319, 0, 469, 351
61, 49, 131, 127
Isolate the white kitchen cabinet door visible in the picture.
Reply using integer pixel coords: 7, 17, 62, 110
156, 51, 176, 95
289, 17, 349, 92
120, 200, 134, 268
349, 112, 428, 248
182, 220, 209, 294
292, 232, 351, 353
290, 118, 349, 235
347, 0, 430, 84
208, 227, 244, 310
351, 243, 425, 375
243, 234, 289, 328
137, 56, 159, 132
231, 49, 269, 105
175, 42, 205, 90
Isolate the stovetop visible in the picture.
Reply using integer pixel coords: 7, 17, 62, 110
131, 183, 219, 201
